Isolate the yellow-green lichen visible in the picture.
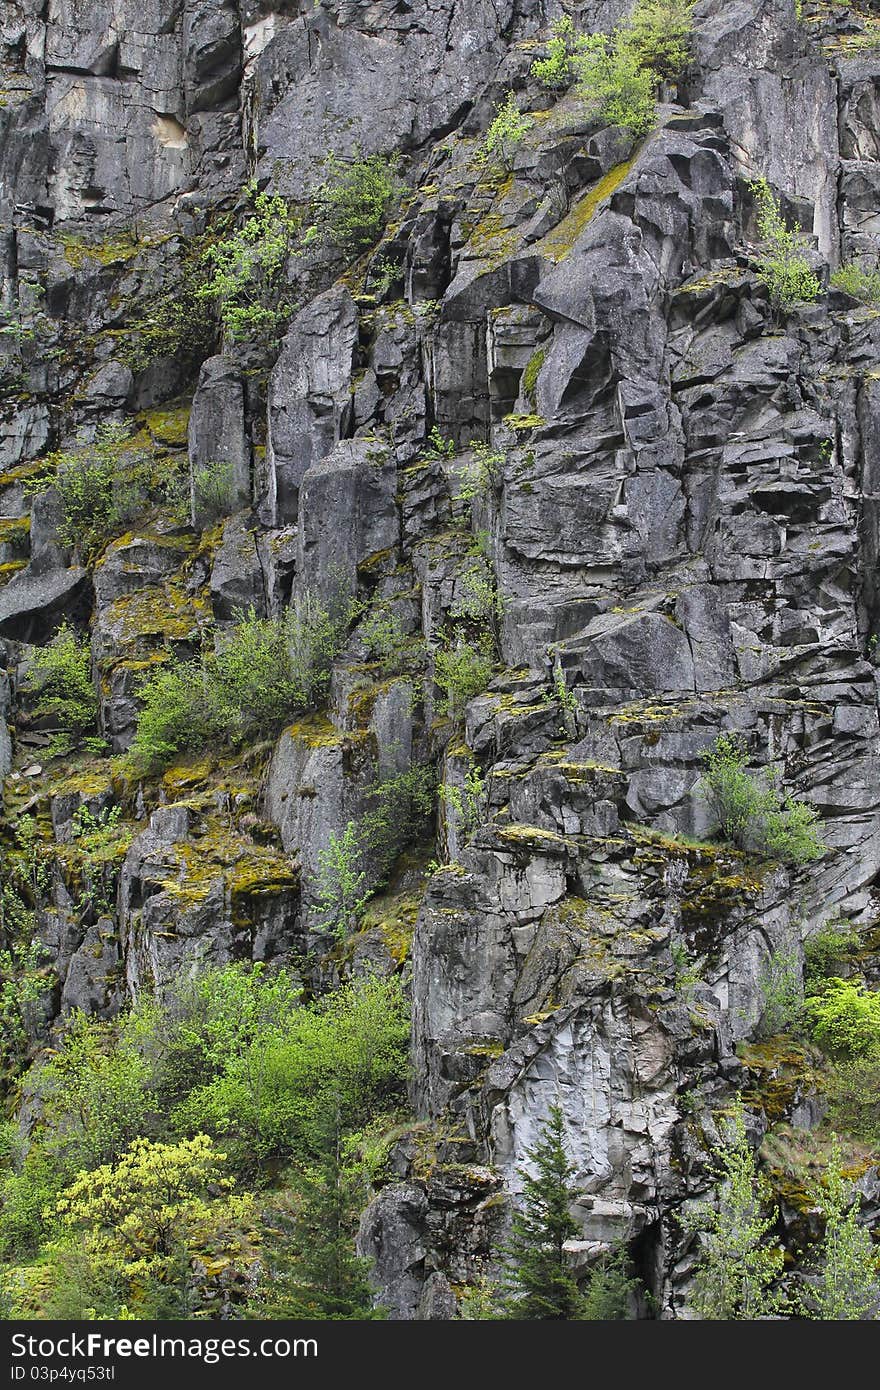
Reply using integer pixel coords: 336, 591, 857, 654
536, 160, 634, 264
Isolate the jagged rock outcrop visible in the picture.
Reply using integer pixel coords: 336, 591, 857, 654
3, 0, 880, 1322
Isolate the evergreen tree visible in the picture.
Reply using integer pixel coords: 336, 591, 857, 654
502, 1105, 584, 1319
580, 1243, 639, 1320
689, 1106, 786, 1319
252, 1111, 383, 1320
798, 1139, 880, 1320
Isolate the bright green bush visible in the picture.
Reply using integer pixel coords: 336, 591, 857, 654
311, 153, 405, 259
434, 629, 496, 723
805, 922, 863, 982
756, 948, 804, 1037
573, 32, 658, 135
531, 16, 580, 88
483, 92, 533, 172
29, 621, 98, 752
314, 822, 370, 937
699, 733, 825, 864
750, 178, 821, 310
208, 606, 306, 742
27, 423, 151, 565
172, 975, 409, 1164
130, 594, 354, 771
197, 185, 300, 343
359, 608, 424, 676
830, 261, 880, 305
128, 661, 211, 773
193, 459, 236, 523
624, 0, 694, 80
804, 977, 880, 1060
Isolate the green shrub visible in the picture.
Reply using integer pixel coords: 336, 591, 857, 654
825, 1055, 880, 1148
422, 426, 456, 460
208, 607, 305, 743
805, 922, 862, 983
459, 441, 504, 508
623, 0, 694, 81
804, 977, 880, 1060
750, 178, 821, 310
434, 629, 496, 723
122, 236, 216, 374
359, 763, 437, 878
450, 556, 504, 649
193, 459, 236, 523
173, 975, 409, 1164
797, 1139, 880, 1320
359, 609, 424, 676
26, 422, 152, 565
314, 822, 371, 937
699, 733, 825, 864
756, 948, 804, 1037
573, 32, 658, 135
531, 16, 580, 88
830, 261, 880, 305
483, 92, 533, 172
0, 938, 52, 1077
29, 621, 98, 751
197, 184, 300, 343
311, 153, 405, 260
688, 1106, 786, 1319
130, 594, 354, 771
128, 661, 211, 773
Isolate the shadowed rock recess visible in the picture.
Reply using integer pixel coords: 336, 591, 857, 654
2, 0, 880, 1322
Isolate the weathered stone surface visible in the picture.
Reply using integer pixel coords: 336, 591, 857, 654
264, 285, 358, 524
0, 565, 91, 642
188, 355, 251, 520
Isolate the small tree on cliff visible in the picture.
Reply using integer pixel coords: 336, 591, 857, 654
502, 1105, 584, 1318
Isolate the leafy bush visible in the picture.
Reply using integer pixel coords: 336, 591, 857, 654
122, 236, 216, 374
688, 1106, 785, 1319
825, 1056, 880, 1148
442, 761, 485, 844
128, 661, 211, 773
54, 1134, 256, 1315
173, 975, 409, 1164
29, 621, 98, 752
531, 16, 582, 88
0, 939, 51, 1077
804, 977, 880, 1060
533, 3, 692, 96
27, 423, 152, 565
314, 822, 370, 937
359, 608, 424, 676
699, 733, 825, 864
314, 764, 436, 934
434, 629, 496, 722
130, 594, 354, 772
624, 0, 694, 80
450, 555, 504, 649
750, 177, 820, 310
193, 459, 236, 524
756, 948, 804, 1037
573, 32, 658, 135
209, 606, 307, 742
805, 922, 863, 983
830, 261, 880, 305
311, 153, 405, 259
483, 92, 533, 172
459, 441, 505, 510
197, 185, 300, 343
796, 1139, 880, 1320
360, 764, 437, 877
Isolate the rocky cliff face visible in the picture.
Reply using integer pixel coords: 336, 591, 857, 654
3, 0, 880, 1319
